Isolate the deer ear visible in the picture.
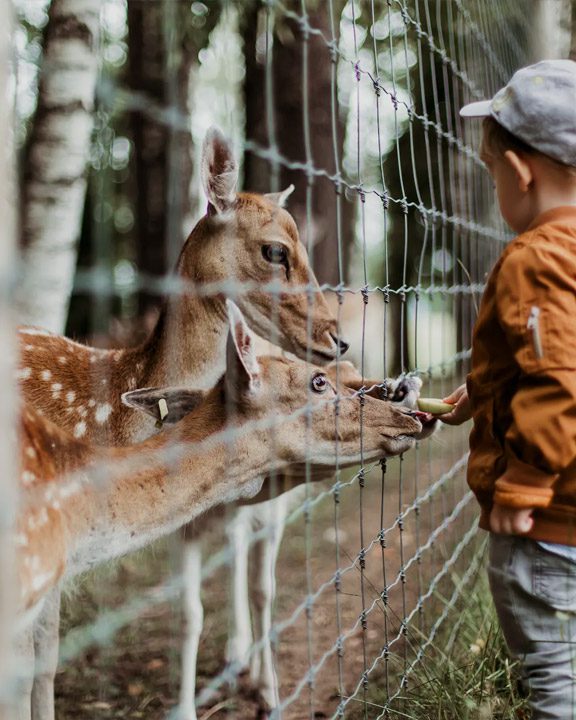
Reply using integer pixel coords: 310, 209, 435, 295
201, 127, 238, 214
264, 184, 295, 208
225, 299, 261, 401
121, 387, 206, 424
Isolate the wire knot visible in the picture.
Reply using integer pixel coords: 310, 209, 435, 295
378, 528, 386, 548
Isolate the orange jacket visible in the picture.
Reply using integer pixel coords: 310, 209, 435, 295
467, 206, 576, 545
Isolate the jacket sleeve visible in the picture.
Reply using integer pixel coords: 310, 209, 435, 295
494, 238, 576, 509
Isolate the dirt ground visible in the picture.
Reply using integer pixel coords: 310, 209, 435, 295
55, 422, 479, 719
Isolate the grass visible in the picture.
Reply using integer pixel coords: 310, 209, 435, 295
349, 567, 528, 719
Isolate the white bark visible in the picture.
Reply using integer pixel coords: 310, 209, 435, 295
0, 2, 19, 712
529, 0, 572, 61
17, 0, 102, 333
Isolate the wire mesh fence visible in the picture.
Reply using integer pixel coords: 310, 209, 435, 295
9, 0, 546, 718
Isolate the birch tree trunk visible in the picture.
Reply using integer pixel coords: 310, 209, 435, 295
529, 0, 572, 60
17, 0, 102, 333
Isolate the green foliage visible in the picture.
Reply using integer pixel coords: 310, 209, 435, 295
350, 570, 528, 719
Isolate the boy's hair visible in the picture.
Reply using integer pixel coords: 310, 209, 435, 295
482, 117, 576, 176
481, 117, 535, 157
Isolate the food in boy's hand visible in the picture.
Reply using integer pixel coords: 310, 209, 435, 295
417, 398, 454, 415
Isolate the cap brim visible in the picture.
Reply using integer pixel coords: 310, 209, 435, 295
459, 100, 492, 118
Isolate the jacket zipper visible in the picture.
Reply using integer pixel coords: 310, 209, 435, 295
527, 306, 544, 359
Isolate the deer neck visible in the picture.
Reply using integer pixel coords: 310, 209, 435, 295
137, 291, 229, 391
65, 394, 274, 575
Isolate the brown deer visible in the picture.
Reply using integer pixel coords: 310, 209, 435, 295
16, 127, 349, 720
12, 302, 423, 720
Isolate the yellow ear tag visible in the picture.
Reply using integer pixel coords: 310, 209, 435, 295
155, 398, 169, 429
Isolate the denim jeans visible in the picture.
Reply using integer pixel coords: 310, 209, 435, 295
488, 533, 576, 719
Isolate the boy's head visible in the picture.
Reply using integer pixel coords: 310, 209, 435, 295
460, 60, 576, 233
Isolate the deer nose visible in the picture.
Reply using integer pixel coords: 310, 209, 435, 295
330, 333, 349, 356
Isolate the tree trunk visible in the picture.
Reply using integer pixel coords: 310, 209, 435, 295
17, 0, 102, 333
570, 0, 576, 60
529, 0, 572, 60
242, 1, 354, 286
127, 0, 216, 317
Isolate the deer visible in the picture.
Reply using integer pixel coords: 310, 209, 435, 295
12, 301, 424, 720
16, 126, 352, 720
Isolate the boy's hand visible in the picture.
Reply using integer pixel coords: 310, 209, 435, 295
489, 504, 534, 535
439, 384, 471, 426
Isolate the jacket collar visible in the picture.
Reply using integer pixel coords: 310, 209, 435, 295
526, 205, 576, 232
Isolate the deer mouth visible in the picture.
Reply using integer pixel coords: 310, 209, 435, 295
292, 333, 349, 366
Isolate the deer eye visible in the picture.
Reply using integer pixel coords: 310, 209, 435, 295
262, 244, 288, 267
311, 373, 329, 394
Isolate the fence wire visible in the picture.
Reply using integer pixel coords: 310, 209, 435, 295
12, 0, 537, 718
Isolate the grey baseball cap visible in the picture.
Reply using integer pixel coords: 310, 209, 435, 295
460, 59, 576, 166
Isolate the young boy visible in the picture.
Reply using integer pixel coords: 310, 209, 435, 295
441, 59, 576, 719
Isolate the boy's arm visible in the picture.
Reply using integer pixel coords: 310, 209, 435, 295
494, 241, 576, 511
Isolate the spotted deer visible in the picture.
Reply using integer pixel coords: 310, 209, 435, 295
13, 302, 423, 720
16, 128, 350, 720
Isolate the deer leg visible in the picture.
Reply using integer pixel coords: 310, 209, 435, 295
31, 588, 60, 720
249, 499, 286, 713
179, 538, 203, 720
225, 507, 252, 672
13, 626, 34, 720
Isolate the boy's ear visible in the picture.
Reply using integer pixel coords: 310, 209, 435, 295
504, 150, 533, 193
225, 299, 261, 404
122, 387, 206, 424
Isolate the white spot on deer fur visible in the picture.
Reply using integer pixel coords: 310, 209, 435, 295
15, 533, 28, 548
89, 355, 97, 364
74, 421, 86, 438
101, 379, 108, 386
77, 406, 87, 418
88, 399, 96, 407
66, 391, 76, 404
51, 501, 61, 510
51, 383, 62, 398
58, 356, 67, 365
113, 351, 123, 361
27, 509, 48, 530
16, 367, 32, 380
95, 403, 112, 424
26, 447, 36, 459
40, 370, 52, 381
22, 471, 36, 486
24, 344, 34, 351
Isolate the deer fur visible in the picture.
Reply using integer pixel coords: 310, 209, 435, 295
12, 303, 423, 719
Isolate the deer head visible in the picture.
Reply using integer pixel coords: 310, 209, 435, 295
123, 302, 422, 470
176, 127, 347, 365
